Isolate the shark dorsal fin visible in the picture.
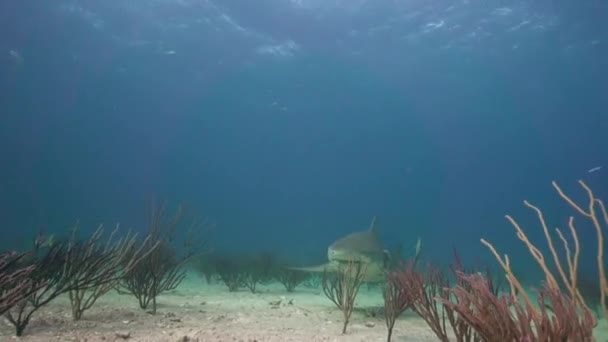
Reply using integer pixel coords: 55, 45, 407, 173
368, 216, 377, 233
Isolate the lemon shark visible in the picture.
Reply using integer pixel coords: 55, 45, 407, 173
290, 217, 390, 281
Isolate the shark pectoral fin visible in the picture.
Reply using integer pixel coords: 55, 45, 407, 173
286, 263, 338, 273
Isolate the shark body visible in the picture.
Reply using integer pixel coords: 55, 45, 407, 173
290, 217, 389, 281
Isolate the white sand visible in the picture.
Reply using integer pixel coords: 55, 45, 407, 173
4, 272, 607, 342
0, 273, 438, 342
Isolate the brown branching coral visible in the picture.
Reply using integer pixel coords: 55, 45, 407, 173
6, 225, 157, 336
322, 259, 366, 334
0, 252, 35, 315
4, 240, 111, 336
66, 224, 158, 320
119, 200, 210, 314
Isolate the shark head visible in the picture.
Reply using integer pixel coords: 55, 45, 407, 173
327, 216, 386, 265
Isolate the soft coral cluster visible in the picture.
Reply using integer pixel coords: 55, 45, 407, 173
0, 251, 35, 315
384, 181, 602, 342
442, 272, 596, 342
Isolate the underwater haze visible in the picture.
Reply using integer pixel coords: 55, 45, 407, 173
0, 0, 607, 269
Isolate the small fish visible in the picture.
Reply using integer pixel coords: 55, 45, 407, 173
8, 49, 24, 64
34, 231, 56, 250
588, 166, 602, 173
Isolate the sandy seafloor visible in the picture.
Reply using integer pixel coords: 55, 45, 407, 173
1, 271, 607, 342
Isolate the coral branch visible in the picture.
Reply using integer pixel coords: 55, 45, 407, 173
482, 180, 598, 322
442, 272, 596, 341
554, 180, 608, 320
384, 260, 420, 342
321, 259, 366, 334
0, 252, 35, 315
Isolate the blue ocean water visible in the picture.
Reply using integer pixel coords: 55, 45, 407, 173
0, 0, 606, 280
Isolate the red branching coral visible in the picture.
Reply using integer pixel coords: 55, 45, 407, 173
441, 272, 596, 342
384, 260, 422, 341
